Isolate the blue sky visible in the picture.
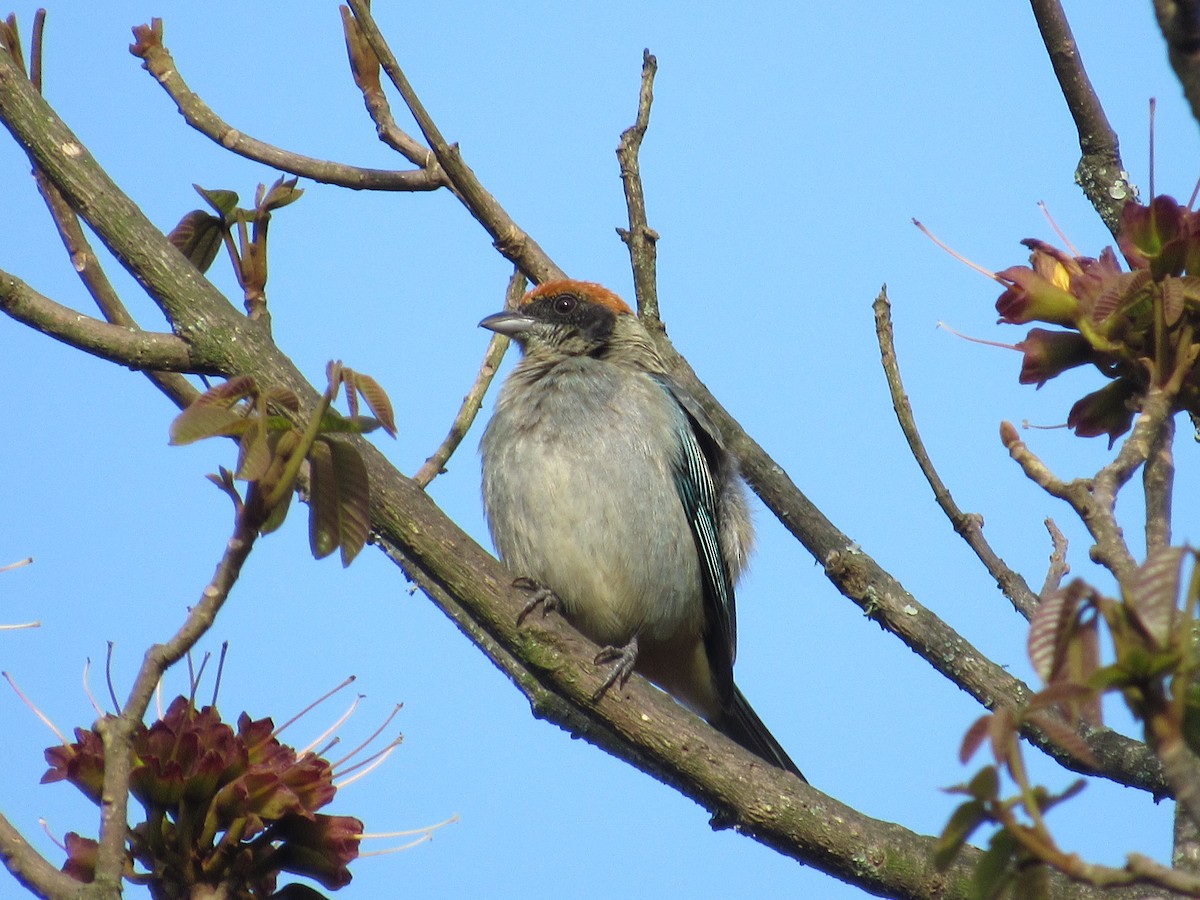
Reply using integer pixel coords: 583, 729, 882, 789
1, 3, 1194, 897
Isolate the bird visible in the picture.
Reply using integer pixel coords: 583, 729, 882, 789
478, 278, 803, 780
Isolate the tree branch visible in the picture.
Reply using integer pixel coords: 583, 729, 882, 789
0, 811, 78, 900
616, 49, 660, 324
875, 287, 1040, 620
1028, 0, 1134, 235
0, 268, 209, 373
1153, 1, 1200, 132
412, 270, 522, 488
344, 0, 565, 285
128, 20, 444, 192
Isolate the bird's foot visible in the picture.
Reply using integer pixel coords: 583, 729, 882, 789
591, 636, 639, 703
513, 577, 561, 626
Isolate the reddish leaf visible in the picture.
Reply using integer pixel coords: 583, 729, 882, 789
328, 439, 370, 567
959, 714, 992, 765
352, 372, 396, 438
169, 404, 250, 445
1126, 546, 1185, 650
1028, 581, 1083, 683
307, 440, 339, 560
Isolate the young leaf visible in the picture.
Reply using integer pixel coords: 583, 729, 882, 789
1024, 709, 1098, 768
1125, 545, 1185, 650
167, 209, 224, 273
327, 439, 370, 567
194, 184, 240, 219
972, 829, 1018, 900
308, 440, 339, 560
169, 404, 250, 445
352, 372, 396, 438
1028, 581, 1084, 683
934, 800, 988, 870
262, 175, 304, 211
959, 715, 992, 765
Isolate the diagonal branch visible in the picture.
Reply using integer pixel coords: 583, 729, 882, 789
412, 269, 522, 488
874, 287, 1041, 620
1028, 0, 1134, 235
128, 20, 444, 192
0, 811, 79, 900
0, 268, 209, 372
344, 0, 564, 285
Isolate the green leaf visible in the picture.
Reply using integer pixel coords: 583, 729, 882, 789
261, 175, 304, 211
934, 800, 987, 870
194, 184, 240, 219
236, 422, 273, 482
966, 765, 999, 803
971, 829, 1017, 900
260, 482, 293, 535
169, 404, 250, 445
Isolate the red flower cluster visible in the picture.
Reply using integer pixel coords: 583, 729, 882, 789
42, 695, 361, 898
995, 196, 1200, 445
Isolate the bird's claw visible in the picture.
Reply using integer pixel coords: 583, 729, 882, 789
591, 636, 639, 703
513, 577, 560, 626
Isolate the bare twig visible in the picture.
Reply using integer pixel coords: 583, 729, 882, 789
616, 49, 660, 325
338, 6, 448, 175
1028, 0, 1133, 234
87, 504, 262, 893
0, 810, 79, 900
1002, 422, 1138, 584
344, 0, 564, 285
128, 20, 443, 193
1040, 518, 1070, 598
874, 287, 1040, 620
412, 270, 523, 488
0, 268, 209, 372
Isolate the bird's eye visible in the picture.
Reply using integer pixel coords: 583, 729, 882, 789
552, 295, 578, 316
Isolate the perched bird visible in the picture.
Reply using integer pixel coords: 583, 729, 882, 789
479, 279, 803, 780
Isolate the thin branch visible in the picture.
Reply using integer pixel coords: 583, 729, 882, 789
1002, 422, 1139, 584
1153, 0, 1200, 134
0, 811, 78, 900
344, 0, 565, 285
412, 270, 522, 488
338, 6, 445, 171
1040, 518, 1071, 598
0, 268, 210, 373
89, 503, 263, 891
1144, 405, 1176, 554
874, 287, 1040, 620
31, 170, 198, 405
128, 20, 443, 192
616, 49, 660, 325
1028, 0, 1134, 234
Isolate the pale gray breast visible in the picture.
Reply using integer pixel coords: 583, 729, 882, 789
481, 357, 703, 647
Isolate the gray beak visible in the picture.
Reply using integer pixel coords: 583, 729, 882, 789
479, 310, 537, 336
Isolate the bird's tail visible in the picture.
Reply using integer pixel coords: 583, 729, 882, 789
714, 686, 806, 782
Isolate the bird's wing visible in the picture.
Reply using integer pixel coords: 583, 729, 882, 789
650, 374, 737, 702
